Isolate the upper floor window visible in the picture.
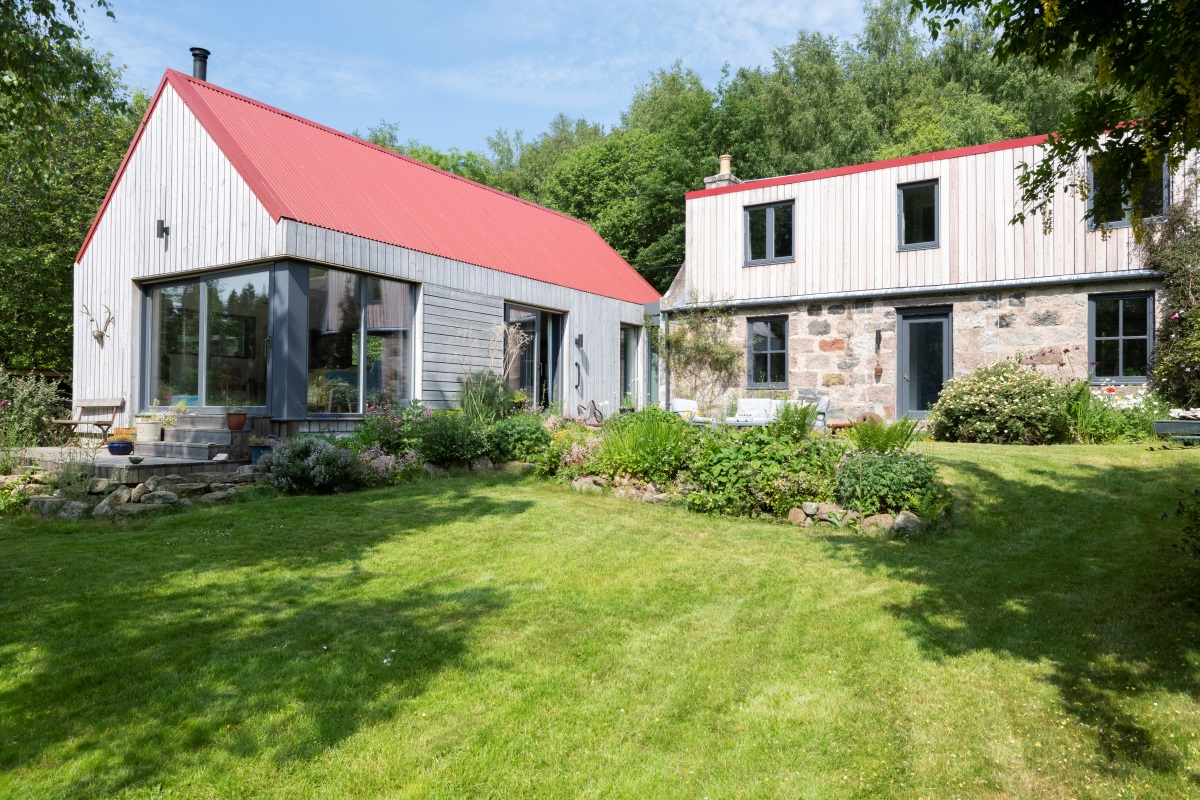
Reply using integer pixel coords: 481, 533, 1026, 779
747, 316, 788, 388
1088, 156, 1169, 230
745, 201, 794, 265
1089, 293, 1154, 383
898, 180, 938, 250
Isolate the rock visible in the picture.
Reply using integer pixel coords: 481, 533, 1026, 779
423, 463, 447, 476
87, 477, 114, 495
197, 490, 233, 504
129, 483, 149, 502
93, 486, 132, 517
28, 496, 64, 516
641, 492, 667, 504
651, 492, 670, 503
0, 474, 23, 487
645, 482, 658, 494
447, 461, 471, 475
115, 503, 155, 516
787, 507, 808, 526
571, 476, 604, 494
58, 501, 90, 519
836, 510, 863, 529
140, 490, 179, 506
172, 482, 211, 498
801, 502, 820, 516
208, 482, 236, 493
27, 471, 50, 485
816, 503, 842, 522
862, 513, 896, 537
469, 456, 494, 472
145, 474, 184, 493
612, 488, 633, 499
234, 465, 258, 477
892, 510, 925, 538
498, 461, 535, 474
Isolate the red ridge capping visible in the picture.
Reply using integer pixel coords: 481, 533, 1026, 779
685, 133, 1053, 200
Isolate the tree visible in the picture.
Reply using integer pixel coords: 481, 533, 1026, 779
0, 0, 117, 175
910, 0, 1200, 228
360, 121, 494, 185
487, 114, 606, 204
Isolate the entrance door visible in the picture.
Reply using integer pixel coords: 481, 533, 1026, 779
897, 307, 951, 419
505, 304, 563, 410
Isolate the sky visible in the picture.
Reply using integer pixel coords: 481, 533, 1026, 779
82, 0, 865, 154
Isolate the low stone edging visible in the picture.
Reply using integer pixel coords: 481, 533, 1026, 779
24, 465, 262, 519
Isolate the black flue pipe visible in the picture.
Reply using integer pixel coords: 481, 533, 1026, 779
190, 47, 210, 80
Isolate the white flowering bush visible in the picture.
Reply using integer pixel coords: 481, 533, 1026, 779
1067, 382, 1172, 443
929, 359, 1072, 444
258, 436, 367, 494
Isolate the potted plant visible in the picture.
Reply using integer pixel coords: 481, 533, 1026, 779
226, 406, 247, 432
106, 434, 134, 456
135, 412, 163, 443
619, 393, 636, 414
248, 435, 274, 464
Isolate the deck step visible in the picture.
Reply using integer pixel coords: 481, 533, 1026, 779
135, 441, 226, 460
173, 414, 236, 430
164, 428, 232, 445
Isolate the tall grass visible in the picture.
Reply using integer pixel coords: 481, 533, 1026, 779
769, 402, 821, 440
596, 408, 695, 484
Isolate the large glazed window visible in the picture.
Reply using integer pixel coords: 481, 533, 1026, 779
898, 180, 938, 250
745, 202, 794, 265
206, 272, 269, 407
747, 316, 788, 389
1090, 294, 1153, 383
364, 277, 413, 406
1088, 157, 1168, 229
150, 282, 201, 404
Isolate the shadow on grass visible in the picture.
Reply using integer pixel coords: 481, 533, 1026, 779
829, 448, 1200, 778
0, 477, 524, 796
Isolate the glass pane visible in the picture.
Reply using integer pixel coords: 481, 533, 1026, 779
1091, 158, 1126, 224
505, 305, 537, 396
205, 271, 269, 407
1095, 339, 1120, 377
307, 268, 361, 414
768, 352, 787, 385
621, 327, 638, 402
364, 277, 413, 407
752, 353, 770, 385
902, 183, 936, 245
1141, 168, 1165, 217
773, 204, 793, 259
1122, 297, 1148, 336
646, 335, 659, 406
1094, 299, 1120, 338
151, 283, 200, 405
909, 320, 945, 411
766, 318, 786, 352
747, 207, 767, 261
1122, 339, 1149, 377
749, 320, 769, 352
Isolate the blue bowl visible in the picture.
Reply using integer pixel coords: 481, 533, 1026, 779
106, 441, 134, 456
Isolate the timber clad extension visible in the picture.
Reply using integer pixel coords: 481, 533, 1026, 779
671, 139, 1197, 420
74, 67, 659, 429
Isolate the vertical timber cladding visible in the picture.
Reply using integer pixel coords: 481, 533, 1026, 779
282, 221, 647, 414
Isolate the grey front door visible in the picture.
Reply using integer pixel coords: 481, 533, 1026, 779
897, 307, 952, 419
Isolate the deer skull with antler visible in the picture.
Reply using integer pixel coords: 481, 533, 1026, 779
82, 304, 114, 344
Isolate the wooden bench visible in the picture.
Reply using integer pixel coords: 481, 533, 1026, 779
52, 398, 124, 447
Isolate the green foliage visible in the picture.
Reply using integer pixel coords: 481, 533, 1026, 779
594, 408, 696, 485
655, 305, 742, 416
258, 437, 366, 495
844, 416, 921, 452
0, 368, 68, 449
352, 401, 430, 456
929, 359, 1072, 444
458, 371, 515, 424
0, 483, 26, 516
486, 414, 551, 463
1172, 489, 1200, 562
536, 423, 600, 480
835, 450, 942, 516
1066, 383, 1170, 444
420, 411, 489, 466
907, 483, 956, 530
361, 122, 494, 184
769, 402, 822, 441
1144, 193, 1200, 407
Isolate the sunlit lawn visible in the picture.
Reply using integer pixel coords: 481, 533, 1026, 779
1, 443, 1199, 798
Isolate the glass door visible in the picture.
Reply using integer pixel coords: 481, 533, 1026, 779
897, 308, 951, 419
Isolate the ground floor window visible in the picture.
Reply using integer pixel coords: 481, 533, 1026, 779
147, 268, 270, 408
747, 316, 788, 389
620, 325, 639, 407
1089, 293, 1153, 382
504, 304, 563, 409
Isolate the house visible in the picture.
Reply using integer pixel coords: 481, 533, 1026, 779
73, 52, 660, 433
666, 142, 1194, 420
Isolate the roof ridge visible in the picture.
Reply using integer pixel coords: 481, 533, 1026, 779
163, 69, 592, 228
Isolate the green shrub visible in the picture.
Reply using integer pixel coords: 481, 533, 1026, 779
420, 410, 488, 466
0, 369, 68, 451
536, 423, 600, 479
353, 401, 430, 455
594, 407, 696, 484
769, 402, 821, 441
929, 360, 1071, 444
1066, 383, 1171, 443
259, 437, 367, 494
835, 450, 941, 516
1143, 195, 1200, 407
459, 371, 516, 423
844, 416, 920, 452
0, 484, 27, 517
747, 437, 847, 517
486, 413, 551, 463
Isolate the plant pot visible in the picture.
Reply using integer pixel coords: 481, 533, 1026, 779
248, 444, 271, 464
135, 420, 162, 443
106, 441, 134, 456
226, 412, 247, 432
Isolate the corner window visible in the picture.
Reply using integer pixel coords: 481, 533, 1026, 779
1088, 156, 1168, 230
745, 201, 794, 265
898, 180, 938, 250
1089, 294, 1153, 383
747, 316, 788, 388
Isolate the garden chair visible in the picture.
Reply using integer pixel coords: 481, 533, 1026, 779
725, 398, 782, 426
669, 398, 713, 424
52, 398, 124, 447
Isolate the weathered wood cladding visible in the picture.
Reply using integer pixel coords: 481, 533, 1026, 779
684, 145, 1194, 304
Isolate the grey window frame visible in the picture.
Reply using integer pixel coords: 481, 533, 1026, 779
897, 179, 940, 251
1086, 158, 1170, 231
743, 201, 795, 266
746, 315, 789, 390
1088, 292, 1154, 385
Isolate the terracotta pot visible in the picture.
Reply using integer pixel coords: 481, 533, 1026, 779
226, 412, 247, 432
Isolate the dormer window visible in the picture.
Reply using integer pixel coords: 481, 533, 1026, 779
1088, 157, 1168, 230
745, 201, 794, 265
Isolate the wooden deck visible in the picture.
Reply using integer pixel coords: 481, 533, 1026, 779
20, 447, 248, 484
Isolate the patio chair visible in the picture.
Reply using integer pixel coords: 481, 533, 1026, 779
669, 398, 713, 424
725, 398, 782, 425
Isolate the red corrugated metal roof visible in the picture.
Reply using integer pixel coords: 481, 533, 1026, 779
79, 69, 659, 305
685, 133, 1053, 200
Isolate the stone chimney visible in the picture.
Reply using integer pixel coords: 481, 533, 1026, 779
703, 153, 741, 190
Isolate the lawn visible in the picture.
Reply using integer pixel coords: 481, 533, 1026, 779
1, 443, 1199, 799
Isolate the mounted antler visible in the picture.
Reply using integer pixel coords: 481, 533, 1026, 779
81, 304, 114, 344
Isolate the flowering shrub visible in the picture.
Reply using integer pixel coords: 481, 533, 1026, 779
929, 359, 1072, 444
486, 413, 552, 463
353, 401, 431, 456
536, 424, 601, 479
258, 436, 366, 494
0, 369, 68, 451
1066, 382, 1171, 443
1142, 193, 1200, 406
835, 450, 942, 516
0, 484, 27, 517
420, 411, 489, 466
357, 443, 425, 486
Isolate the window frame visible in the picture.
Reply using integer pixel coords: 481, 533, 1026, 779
897, 179, 940, 252
743, 201, 796, 266
1086, 158, 1171, 231
746, 315, 789, 390
1087, 292, 1155, 385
